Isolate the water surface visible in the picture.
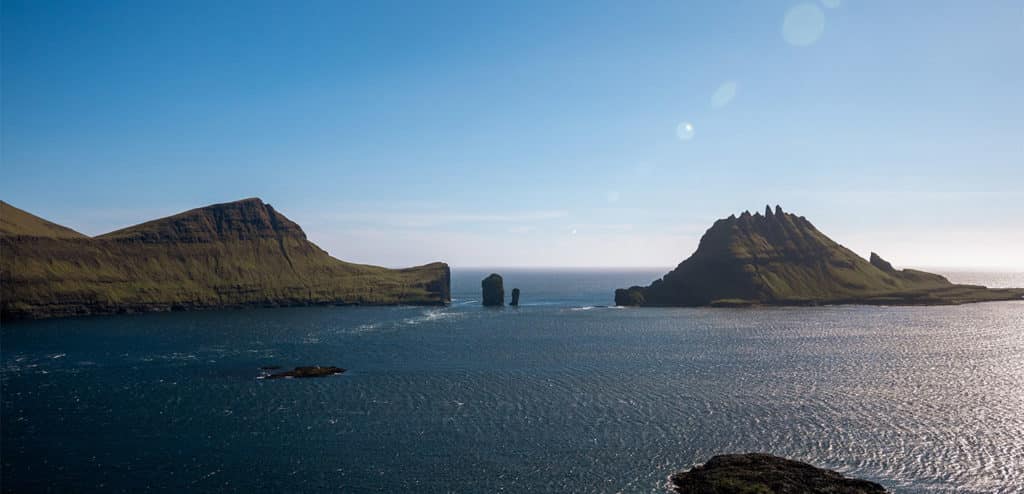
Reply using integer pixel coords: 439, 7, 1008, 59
3, 269, 1022, 493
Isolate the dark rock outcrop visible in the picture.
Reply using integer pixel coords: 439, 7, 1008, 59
264, 366, 346, 379
869, 252, 896, 272
1, 199, 451, 320
616, 205, 1024, 307
614, 287, 646, 307
510, 288, 520, 306
669, 453, 887, 493
482, 273, 504, 306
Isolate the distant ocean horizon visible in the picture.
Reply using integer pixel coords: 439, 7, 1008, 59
4, 268, 1023, 493
450, 266, 1024, 295
917, 268, 1024, 289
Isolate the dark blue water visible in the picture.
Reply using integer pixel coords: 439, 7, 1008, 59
3, 269, 1023, 493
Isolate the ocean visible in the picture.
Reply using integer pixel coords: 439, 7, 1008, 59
2, 268, 1023, 493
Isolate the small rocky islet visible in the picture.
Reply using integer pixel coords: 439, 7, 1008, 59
669, 453, 887, 493
260, 366, 346, 380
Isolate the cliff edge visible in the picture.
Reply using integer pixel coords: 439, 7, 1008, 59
1, 199, 450, 320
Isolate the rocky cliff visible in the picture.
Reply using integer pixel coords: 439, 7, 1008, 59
1, 199, 450, 320
616, 205, 1024, 307
481, 273, 504, 306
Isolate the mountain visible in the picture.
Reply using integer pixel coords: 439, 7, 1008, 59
1, 199, 450, 320
615, 205, 1024, 307
1, 201, 88, 239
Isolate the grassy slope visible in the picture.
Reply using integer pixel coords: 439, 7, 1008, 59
617, 207, 1024, 307
1, 199, 449, 319
0, 201, 88, 239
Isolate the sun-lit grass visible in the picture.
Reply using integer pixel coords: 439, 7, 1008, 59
1, 199, 450, 319
616, 209, 1024, 307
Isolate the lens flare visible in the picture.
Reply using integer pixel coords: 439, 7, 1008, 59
676, 122, 695, 141
782, 3, 825, 47
711, 81, 738, 109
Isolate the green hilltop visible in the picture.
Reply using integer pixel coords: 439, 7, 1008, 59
616, 205, 1024, 307
1, 198, 450, 320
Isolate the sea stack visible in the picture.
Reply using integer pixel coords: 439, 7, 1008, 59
510, 288, 520, 306
482, 273, 504, 306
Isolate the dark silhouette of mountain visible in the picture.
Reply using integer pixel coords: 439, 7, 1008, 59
616, 205, 1023, 307
1, 198, 449, 320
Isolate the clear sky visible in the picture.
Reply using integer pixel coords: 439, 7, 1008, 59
3, 1, 1022, 269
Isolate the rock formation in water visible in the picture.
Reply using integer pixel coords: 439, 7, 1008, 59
615, 205, 1024, 307
669, 453, 887, 493
510, 288, 520, 306
264, 366, 346, 379
481, 273, 504, 306
1, 198, 450, 320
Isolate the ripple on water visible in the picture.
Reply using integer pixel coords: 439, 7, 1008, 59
2, 301, 1024, 492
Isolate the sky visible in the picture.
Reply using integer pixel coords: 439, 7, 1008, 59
2, 0, 1022, 269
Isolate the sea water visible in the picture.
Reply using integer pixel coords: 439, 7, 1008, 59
2, 269, 1023, 493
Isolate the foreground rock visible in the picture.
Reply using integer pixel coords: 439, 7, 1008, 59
510, 288, 520, 306
669, 453, 887, 493
1, 199, 451, 320
264, 366, 346, 379
616, 205, 1024, 307
482, 273, 504, 306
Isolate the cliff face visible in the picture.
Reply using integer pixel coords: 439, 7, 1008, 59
616, 206, 1024, 307
1, 199, 450, 320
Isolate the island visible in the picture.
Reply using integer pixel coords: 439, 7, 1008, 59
616, 205, 1024, 307
669, 453, 887, 493
1, 198, 450, 320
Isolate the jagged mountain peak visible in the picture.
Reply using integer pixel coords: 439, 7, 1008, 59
615, 207, 1021, 307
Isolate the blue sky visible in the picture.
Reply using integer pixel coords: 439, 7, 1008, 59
3, 0, 1022, 268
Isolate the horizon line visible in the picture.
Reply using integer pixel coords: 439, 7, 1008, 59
447, 265, 1024, 272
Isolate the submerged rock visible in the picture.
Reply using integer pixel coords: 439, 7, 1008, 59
265, 366, 346, 379
482, 273, 504, 306
510, 288, 520, 306
669, 453, 887, 493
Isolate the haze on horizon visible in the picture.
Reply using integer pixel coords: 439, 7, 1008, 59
2, 1, 1022, 270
